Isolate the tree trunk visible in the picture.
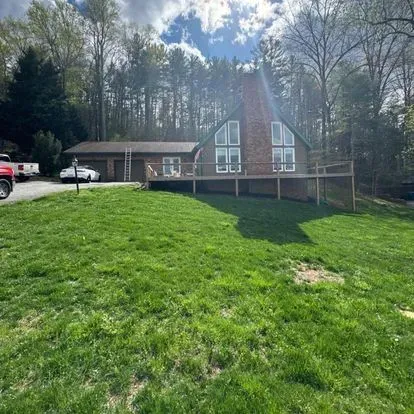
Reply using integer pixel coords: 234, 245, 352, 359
98, 52, 106, 142
144, 86, 150, 137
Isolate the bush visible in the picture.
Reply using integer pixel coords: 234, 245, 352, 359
32, 131, 62, 176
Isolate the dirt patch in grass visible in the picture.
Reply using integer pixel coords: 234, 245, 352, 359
11, 374, 35, 393
220, 307, 234, 318
208, 365, 222, 379
294, 263, 344, 285
126, 378, 146, 411
17, 312, 42, 332
399, 308, 414, 319
107, 377, 146, 411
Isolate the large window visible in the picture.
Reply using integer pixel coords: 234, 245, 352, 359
272, 122, 282, 145
216, 148, 228, 173
229, 148, 241, 172
163, 157, 181, 176
284, 125, 295, 146
272, 148, 283, 172
272, 122, 296, 172
228, 121, 240, 145
284, 148, 295, 171
215, 124, 227, 145
215, 121, 241, 173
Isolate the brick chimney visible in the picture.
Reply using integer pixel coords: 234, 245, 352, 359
242, 72, 274, 175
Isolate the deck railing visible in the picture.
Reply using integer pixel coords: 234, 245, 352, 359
145, 161, 356, 211
145, 160, 355, 211
146, 161, 353, 179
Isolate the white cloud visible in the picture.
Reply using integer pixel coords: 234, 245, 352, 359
234, 0, 278, 44
0, 0, 280, 46
167, 40, 206, 62
264, 0, 303, 39
118, 0, 233, 33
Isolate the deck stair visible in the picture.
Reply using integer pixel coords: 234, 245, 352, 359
124, 147, 132, 182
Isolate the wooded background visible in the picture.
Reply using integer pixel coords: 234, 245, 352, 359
0, 0, 413, 192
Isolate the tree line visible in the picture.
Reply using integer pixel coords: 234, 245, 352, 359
0, 0, 413, 191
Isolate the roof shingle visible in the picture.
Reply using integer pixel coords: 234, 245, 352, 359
64, 141, 198, 155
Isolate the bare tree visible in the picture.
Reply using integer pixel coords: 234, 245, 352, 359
28, 0, 86, 91
395, 42, 414, 106
281, 0, 361, 154
370, 0, 414, 38
85, 0, 119, 142
354, 0, 406, 193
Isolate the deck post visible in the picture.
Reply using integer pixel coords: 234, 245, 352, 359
277, 170, 281, 200
144, 161, 149, 189
235, 164, 239, 197
316, 162, 320, 206
192, 163, 196, 195
323, 167, 327, 201
351, 161, 356, 212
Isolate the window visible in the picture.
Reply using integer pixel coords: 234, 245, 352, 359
272, 122, 282, 145
272, 122, 296, 172
228, 121, 240, 145
284, 148, 295, 171
229, 148, 241, 172
163, 157, 181, 175
284, 126, 295, 146
215, 124, 227, 145
215, 120, 241, 173
216, 148, 228, 172
273, 148, 283, 172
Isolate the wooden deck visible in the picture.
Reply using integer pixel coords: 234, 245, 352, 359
145, 161, 356, 211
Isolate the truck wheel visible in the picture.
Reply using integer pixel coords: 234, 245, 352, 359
0, 179, 11, 200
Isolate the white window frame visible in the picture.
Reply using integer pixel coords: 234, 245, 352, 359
216, 148, 228, 173
163, 157, 181, 176
215, 124, 227, 146
272, 148, 284, 172
228, 120, 240, 145
272, 122, 283, 146
228, 147, 241, 172
284, 148, 296, 172
283, 125, 295, 146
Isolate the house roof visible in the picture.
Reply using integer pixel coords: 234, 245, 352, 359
64, 141, 198, 155
194, 100, 312, 152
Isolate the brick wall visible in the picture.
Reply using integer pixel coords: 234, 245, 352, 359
242, 73, 308, 175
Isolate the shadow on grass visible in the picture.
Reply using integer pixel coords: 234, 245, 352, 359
193, 194, 339, 245
357, 196, 414, 222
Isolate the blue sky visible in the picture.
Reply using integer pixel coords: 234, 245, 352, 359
0, 0, 283, 61
161, 14, 262, 61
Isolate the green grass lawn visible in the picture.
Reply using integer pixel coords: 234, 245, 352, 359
1, 188, 414, 413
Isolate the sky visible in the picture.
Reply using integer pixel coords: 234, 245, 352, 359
0, 0, 284, 61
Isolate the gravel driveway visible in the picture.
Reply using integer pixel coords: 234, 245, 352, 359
1, 180, 134, 205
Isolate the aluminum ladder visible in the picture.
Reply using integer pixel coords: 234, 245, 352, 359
124, 147, 132, 182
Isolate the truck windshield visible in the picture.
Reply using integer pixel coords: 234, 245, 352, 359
0, 155, 10, 162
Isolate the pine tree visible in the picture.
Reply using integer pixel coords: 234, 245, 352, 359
0, 47, 85, 153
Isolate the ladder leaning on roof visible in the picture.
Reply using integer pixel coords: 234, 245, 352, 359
124, 147, 132, 182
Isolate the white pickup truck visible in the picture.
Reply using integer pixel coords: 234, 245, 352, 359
0, 154, 40, 182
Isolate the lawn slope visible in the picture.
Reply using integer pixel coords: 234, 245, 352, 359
1, 189, 414, 413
